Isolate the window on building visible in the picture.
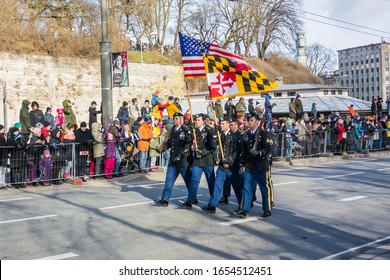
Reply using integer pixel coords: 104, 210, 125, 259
338, 90, 343, 95
287, 92, 296, 97
331, 90, 336, 95
323, 90, 329, 95
274, 92, 282, 97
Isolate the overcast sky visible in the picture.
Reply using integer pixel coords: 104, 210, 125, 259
302, 0, 390, 51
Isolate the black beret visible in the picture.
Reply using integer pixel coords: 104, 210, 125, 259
173, 112, 183, 118
194, 113, 204, 119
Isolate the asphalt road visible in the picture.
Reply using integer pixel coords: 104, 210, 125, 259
0, 156, 389, 260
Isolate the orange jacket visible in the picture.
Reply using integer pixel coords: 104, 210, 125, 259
348, 106, 355, 116
137, 122, 154, 151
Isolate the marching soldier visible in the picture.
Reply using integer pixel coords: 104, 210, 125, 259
202, 116, 242, 213
231, 113, 274, 219
218, 116, 243, 205
180, 113, 217, 209
154, 112, 192, 207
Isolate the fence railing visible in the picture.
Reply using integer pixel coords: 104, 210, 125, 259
1, 129, 388, 188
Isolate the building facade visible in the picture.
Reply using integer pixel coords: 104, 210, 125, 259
338, 42, 390, 102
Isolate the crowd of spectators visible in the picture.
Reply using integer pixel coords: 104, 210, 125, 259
0, 92, 389, 189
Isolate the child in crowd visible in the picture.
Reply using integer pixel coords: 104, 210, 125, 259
55, 108, 66, 128
39, 149, 53, 186
104, 132, 116, 179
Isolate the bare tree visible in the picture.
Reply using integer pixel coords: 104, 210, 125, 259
255, 0, 303, 59
305, 43, 337, 75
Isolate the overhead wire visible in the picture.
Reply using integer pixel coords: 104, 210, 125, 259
232, 0, 390, 39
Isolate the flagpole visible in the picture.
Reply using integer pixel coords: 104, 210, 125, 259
212, 102, 225, 160
185, 80, 198, 151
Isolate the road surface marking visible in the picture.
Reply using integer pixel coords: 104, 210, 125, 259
315, 172, 364, 180
273, 181, 298, 186
0, 214, 58, 225
99, 195, 199, 210
378, 167, 390, 171
0, 197, 33, 203
321, 236, 390, 260
35, 252, 79, 260
339, 196, 367, 202
220, 217, 260, 226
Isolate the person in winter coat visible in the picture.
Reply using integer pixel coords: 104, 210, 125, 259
88, 101, 101, 129
365, 118, 375, 151
377, 97, 383, 119
49, 128, 66, 184
29, 101, 45, 128
264, 95, 277, 130
371, 99, 378, 118
141, 100, 151, 117
167, 96, 182, 120
235, 97, 246, 116
55, 108, 66, 128
26, 127, 46, 185
215, 99, 224, 119
248, 98, 256, 115
39, 149, 54, 186
295, 94, 304, 120
44, 107, 55, 128
19, 100, 31, 139
285, 118, 295, 158
311, 102, 317, 120
0, 125, 8, 189
224, 98, 236, 119
128, 98, 141, 128
108, 120, 123, 176
63, 99, 76, 126
149, 118, 161, 172
8, 127, 27, 188
304, 117, 313, 156
336, 119, 346, 154
74, 121, 94, 180
288, 98, 297, 119
117, 101, 129, 125
104, 132, 116, 179
386, 95, 390, 116
137, 116, 154, 172
91, 122, 105, 177
63, 126, 76, 178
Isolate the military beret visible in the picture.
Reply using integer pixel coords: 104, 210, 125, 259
194, 113, 204, 120
173, 112, 183, 118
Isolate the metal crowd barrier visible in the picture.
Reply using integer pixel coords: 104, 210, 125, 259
1, 129, 388, 188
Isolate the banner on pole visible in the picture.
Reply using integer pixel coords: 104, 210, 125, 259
112, 52, 129, 87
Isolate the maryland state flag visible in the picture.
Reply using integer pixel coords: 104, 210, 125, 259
203, 54, 278, 100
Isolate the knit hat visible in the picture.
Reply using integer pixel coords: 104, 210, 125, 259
14, 122, 22, 129
36, 122, 43, 129
154, 90, 160, 95
80, 121, 87, 128
43, 149, 50, 156
338, 119, 344, 124
265, 95, 271, 100
287, 118, 293, 124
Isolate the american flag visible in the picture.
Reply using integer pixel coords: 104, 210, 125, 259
179, 32, 247, 79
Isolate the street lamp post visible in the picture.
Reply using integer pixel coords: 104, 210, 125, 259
100, 0, 113, 130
